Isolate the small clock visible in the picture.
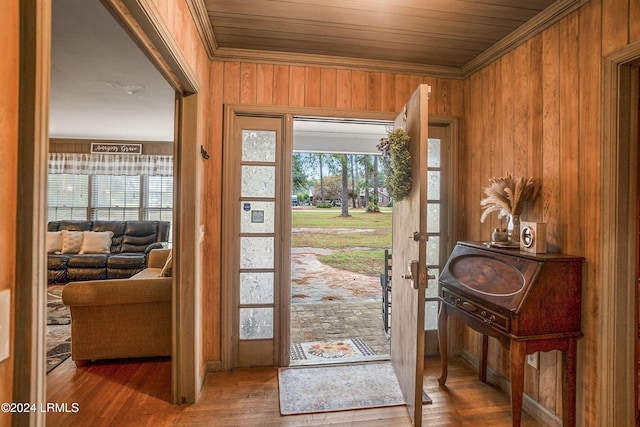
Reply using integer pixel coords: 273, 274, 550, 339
520, 221, 547, 253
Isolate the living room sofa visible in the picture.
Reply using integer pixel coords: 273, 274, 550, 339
62, 248, 172, 362
47, 220, 170, 283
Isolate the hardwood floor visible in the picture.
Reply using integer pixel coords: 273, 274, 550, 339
46, 356, 545, 426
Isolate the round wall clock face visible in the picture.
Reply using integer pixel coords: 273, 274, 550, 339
521, 226, 534, 248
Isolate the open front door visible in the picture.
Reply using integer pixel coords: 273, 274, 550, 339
391, 84, 430, 426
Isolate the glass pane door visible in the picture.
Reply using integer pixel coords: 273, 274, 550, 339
425, 125, 451, 356
224, 115, 284, 368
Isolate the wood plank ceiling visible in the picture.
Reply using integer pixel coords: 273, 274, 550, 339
202, 0, 576, 76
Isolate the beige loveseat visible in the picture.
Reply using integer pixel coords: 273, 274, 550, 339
62, 248, 172, 362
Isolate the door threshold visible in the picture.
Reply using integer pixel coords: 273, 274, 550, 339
289, 354, 390, 367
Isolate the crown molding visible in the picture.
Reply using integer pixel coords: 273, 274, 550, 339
211, 47, 464, 79
462, 0, 591, 78
185, 0, 217, 59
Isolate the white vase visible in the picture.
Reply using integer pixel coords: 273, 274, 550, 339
507, 214, 520, 243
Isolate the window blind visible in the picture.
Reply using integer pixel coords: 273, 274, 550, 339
47, 174, 89, 221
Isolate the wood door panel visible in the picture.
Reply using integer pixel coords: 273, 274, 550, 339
391, 84, 429, 426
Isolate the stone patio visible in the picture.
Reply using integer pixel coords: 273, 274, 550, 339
290, 247, 390, 359
290, 301, 390, 356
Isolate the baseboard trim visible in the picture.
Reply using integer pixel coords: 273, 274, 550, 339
205, 360, 223, 372
459, 350, 561, 427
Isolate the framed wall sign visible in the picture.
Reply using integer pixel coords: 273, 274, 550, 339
91, 143, 142, 154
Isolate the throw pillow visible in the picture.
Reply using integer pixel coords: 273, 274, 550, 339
61, 230, 85, 254
46, 231, 63, 254
161, 250, 173, 277
79, 231, 114, 254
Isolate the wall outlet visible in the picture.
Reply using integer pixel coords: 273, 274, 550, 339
527, 352, 539, 369
0, 289, 10, 363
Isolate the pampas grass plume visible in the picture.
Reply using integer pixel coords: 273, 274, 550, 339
480, 173, 540, 223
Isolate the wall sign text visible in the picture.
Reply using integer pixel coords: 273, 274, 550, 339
91, 143, 142, 154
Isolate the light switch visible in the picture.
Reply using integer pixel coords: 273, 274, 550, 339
0, 289, 10, 363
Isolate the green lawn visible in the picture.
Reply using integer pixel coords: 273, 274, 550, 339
292, 208, 391, 229
292, 229, 390, 250
317, 249, 387, 277
292, 208, 392, 276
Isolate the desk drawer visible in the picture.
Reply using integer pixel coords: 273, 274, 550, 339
441, 288, 510, 333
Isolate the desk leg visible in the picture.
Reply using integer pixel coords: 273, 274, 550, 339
562, 339, 577, 427
479, 334, 488, 382
509, 340, 526, 427
438, 304, 448, 386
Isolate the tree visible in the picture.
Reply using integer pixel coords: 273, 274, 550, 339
296, 153, 326, 203
350, 155, 357, 208
292, 152, 379, 214
321, 154, 350, 216
363, 155, 371, 210
292, 154, 308, 194
372, 155, 380, 211
320, 174, 343, 200
318, 154, 325, 202
338, 154, 349, 217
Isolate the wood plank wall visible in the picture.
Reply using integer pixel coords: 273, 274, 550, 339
148, 0, 213, 379
461, 0, 639, 423
206, 61, 463, 365
121, 0, 640, 423
0, 2, 20, 423
213, 63, 463, 116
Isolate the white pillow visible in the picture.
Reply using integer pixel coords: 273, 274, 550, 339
79, 231, 114, 254
61, 230, 85, 254
46, 231, 63, 254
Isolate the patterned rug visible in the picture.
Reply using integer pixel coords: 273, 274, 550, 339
46, 285, 71, 373
289, 338, 376, 365
278, 362, 405, 415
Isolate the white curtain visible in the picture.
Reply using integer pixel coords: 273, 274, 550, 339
48, 153, 173, 176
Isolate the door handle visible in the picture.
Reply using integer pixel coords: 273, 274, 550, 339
401, 260, 420, 289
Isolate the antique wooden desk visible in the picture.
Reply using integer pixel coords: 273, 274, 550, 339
437, 241, 584, 427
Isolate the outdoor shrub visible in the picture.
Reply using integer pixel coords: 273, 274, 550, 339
367, 202, 380, 213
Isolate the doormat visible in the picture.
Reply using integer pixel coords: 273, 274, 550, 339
47, 285, 71, 373
278, 362, 406, 415
289, 338, 375, 363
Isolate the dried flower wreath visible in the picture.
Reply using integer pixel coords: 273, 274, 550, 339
377, 128, 412, 202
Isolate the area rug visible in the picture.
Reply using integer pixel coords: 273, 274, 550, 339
289, 338, 376, 364
278, 362, 405, 415
46, 285, 71, 373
